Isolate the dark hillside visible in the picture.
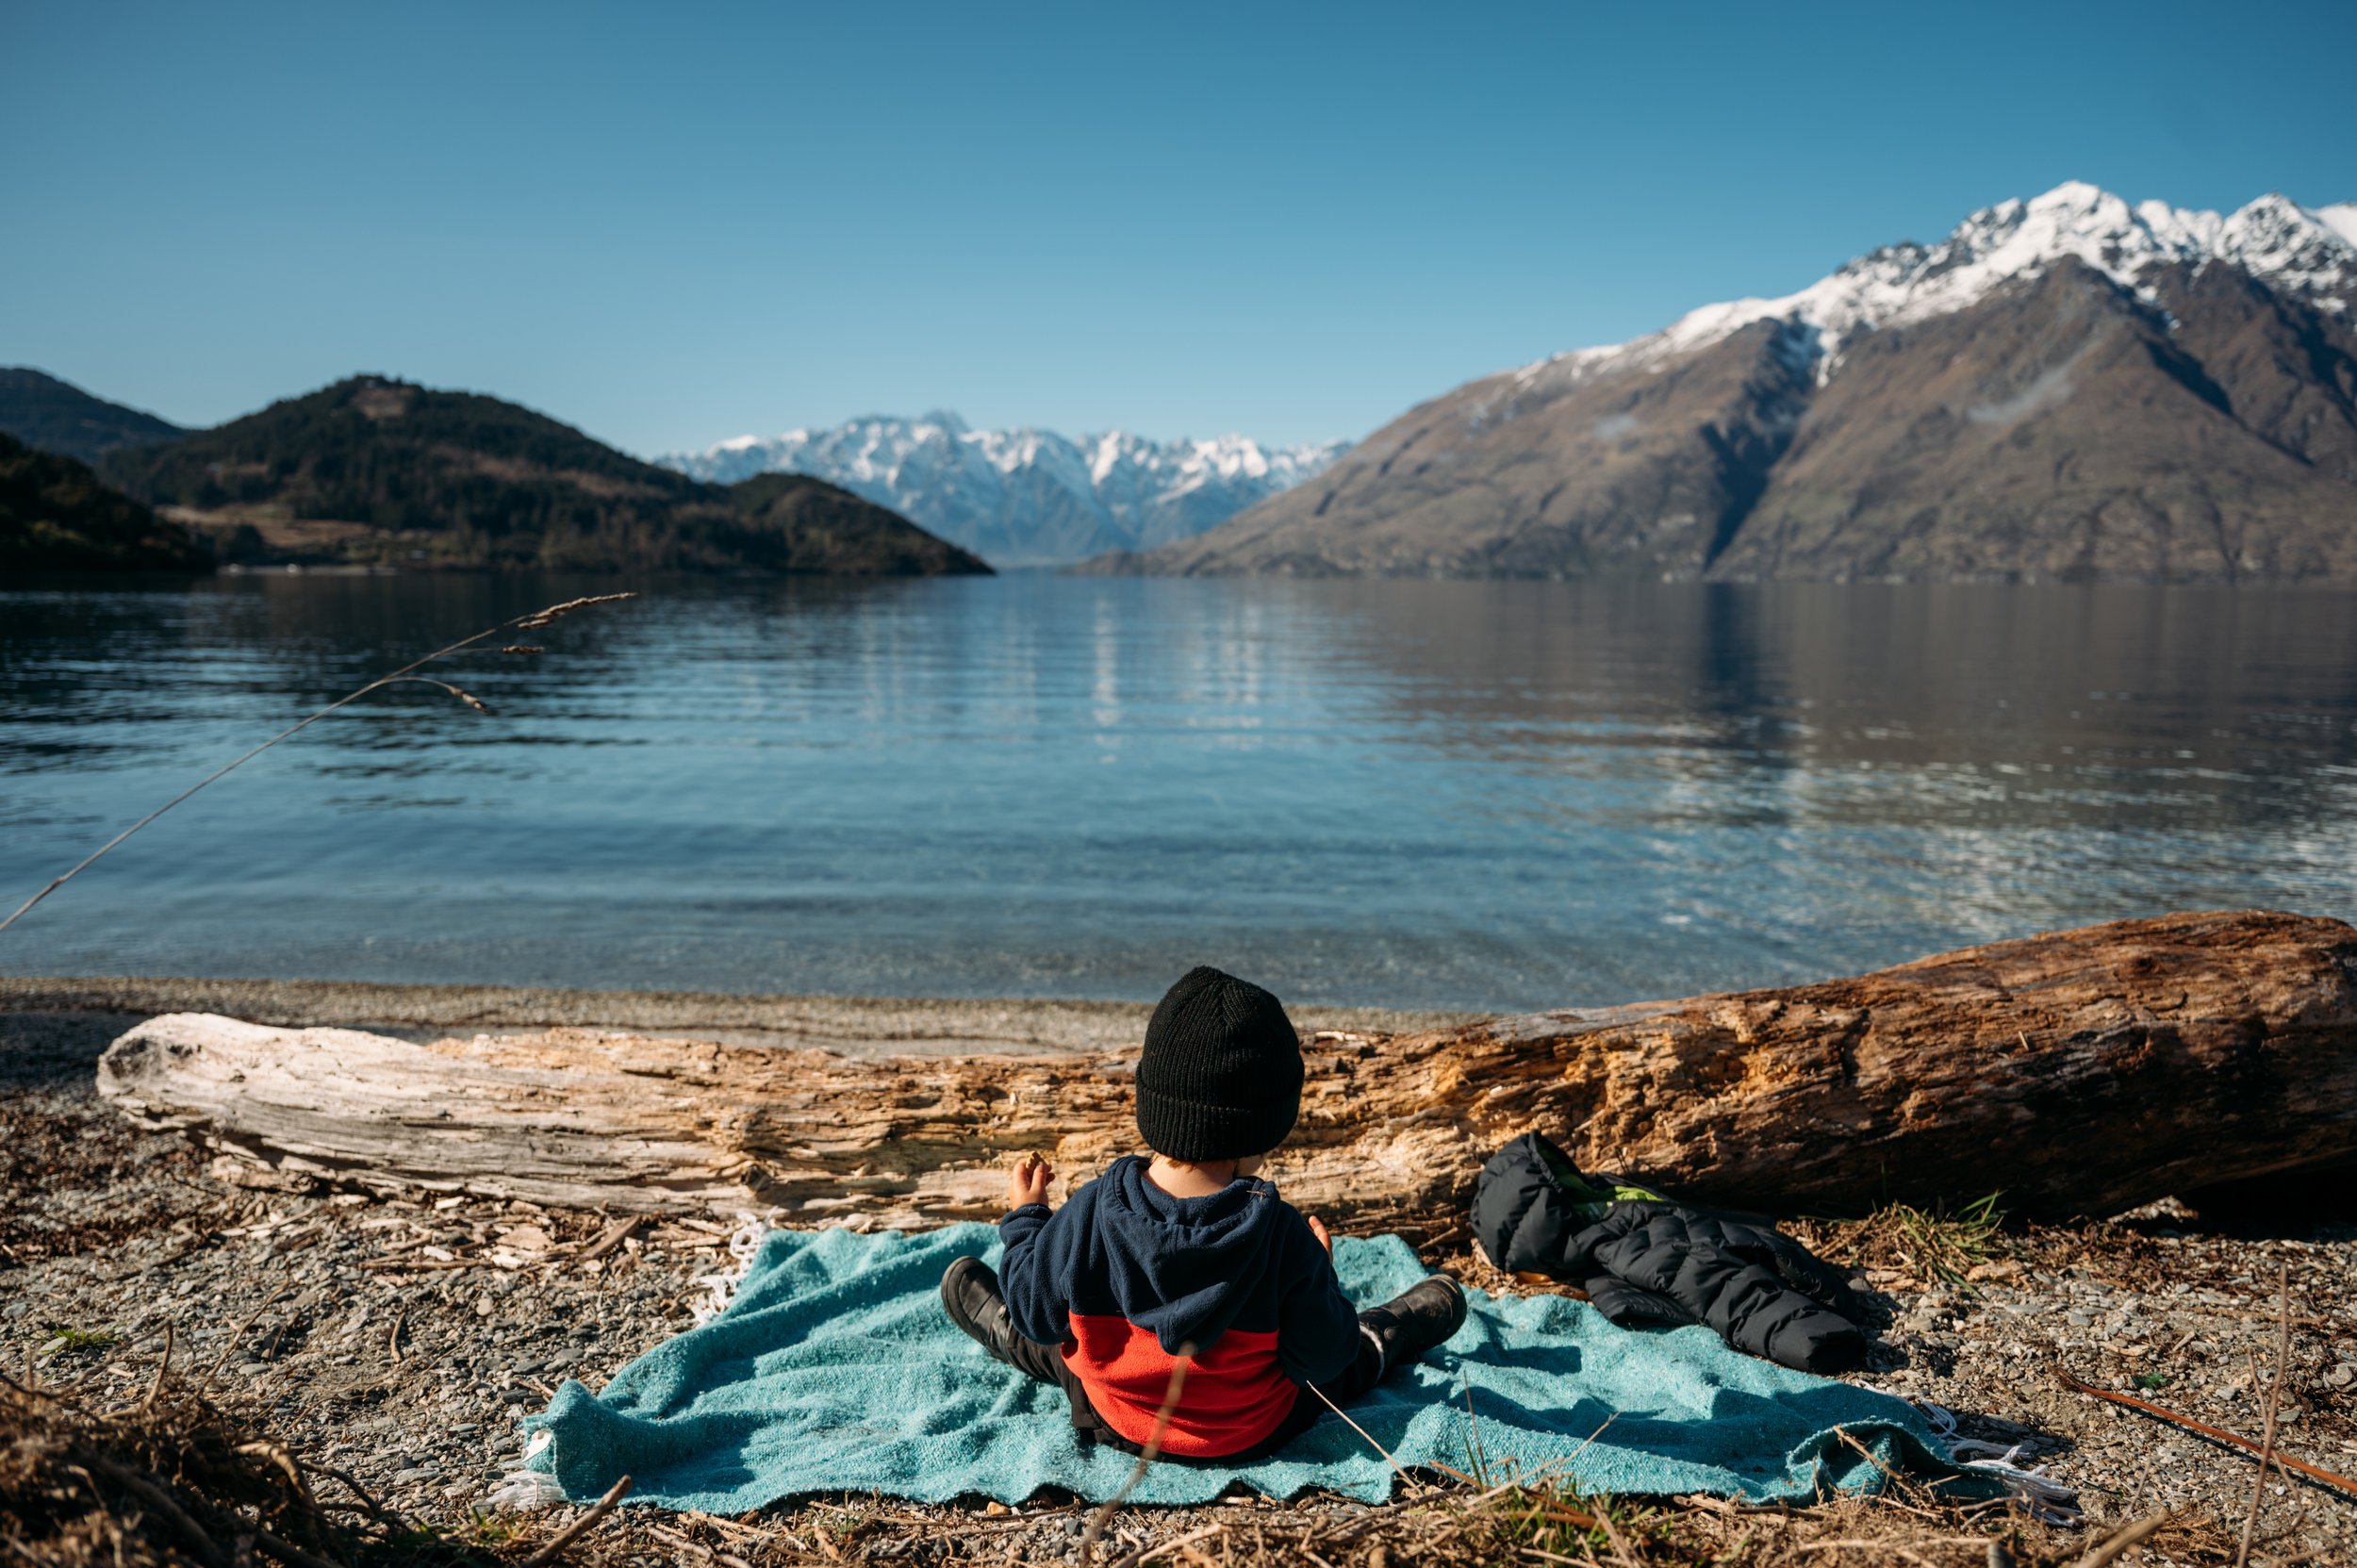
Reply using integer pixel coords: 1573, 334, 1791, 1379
98, 375, 989, 575
0, 368, 186, 465
0, 431, 212, 570
720, 472, 992, 574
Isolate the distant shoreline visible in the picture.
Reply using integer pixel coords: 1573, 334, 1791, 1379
0, 973, 1477, 1062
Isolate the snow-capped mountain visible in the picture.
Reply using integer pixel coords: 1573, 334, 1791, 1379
662, 414, 1349, 567
1102, 182, 2357, 585
1525, 182, 2357, 390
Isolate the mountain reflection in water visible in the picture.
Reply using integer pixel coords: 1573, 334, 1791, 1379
3, 574, 2352, 1011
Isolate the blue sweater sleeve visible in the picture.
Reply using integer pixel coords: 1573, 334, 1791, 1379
997, 1200, 1072, 1345
1274, 1214, 1363, 1386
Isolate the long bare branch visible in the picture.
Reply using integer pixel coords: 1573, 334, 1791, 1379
0, 592, 633, 937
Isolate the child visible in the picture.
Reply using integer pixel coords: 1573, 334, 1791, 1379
941, 965, 1466, 1460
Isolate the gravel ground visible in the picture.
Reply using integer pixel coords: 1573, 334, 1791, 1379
6, 996, 2353, 1565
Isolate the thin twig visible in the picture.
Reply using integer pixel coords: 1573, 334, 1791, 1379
373, 675, 490, 713
1307, 1381, 1428, 1494
682, 1510, 764, 1542
2052, 1367, 2356, 1496
249, 1525, 348, 1568
2233, 1265, 2292, 1568
1568, 1411, 1617, 1466
0, 593, 633, 936
235, 1442, 314, 1509
646, 1524, 717, 1563
1103, 1523, 1227, 1568
579, 1214, 645, 1263
2069, 1512, 2171, 1568
82, 1456, 225, 1568
1592, 1497, 1644, 1568
519, 1474, 633, 1568
204, 1291, 293, 1385
1829, 1414, 1923, 1490
1795, 1544, 1940, 1568
1080, 1345, 1194, 1563
297, 1461, 397, 1529
142, 1324, 173, 1411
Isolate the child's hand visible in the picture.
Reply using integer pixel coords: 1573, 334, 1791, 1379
1007, 1151, 1057, 1210
1306, 1214, 1332, 1253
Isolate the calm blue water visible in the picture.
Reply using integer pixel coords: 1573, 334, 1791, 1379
3, 573, 2354, 1012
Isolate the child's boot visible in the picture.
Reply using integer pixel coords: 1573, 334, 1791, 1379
941, 1256, 1020, 1363
1360, 1276, 1467, 1372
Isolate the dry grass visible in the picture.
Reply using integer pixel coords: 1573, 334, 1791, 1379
1791, 1196, 2010, 1288
0, 1367, 477, 1568
0, 1355, 2130, 1568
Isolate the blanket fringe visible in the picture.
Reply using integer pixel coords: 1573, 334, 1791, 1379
1884, 1392, 2081, 1525
486, 1468, 569, 1511
485, 1217, 774, 1507
487, 1432, 567, 1511
690, 1214, 774, 1325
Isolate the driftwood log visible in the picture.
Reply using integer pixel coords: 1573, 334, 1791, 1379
95, 909, 2357, 1227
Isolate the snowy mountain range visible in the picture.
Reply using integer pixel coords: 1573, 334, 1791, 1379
661, 414, 1349, 567
1527, 181, 2357, 390
1102, 182, 2357, 585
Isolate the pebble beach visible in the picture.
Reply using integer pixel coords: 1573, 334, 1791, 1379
5, 979, 2352, 1565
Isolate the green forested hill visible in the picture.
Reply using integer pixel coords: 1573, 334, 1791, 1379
0, 431, 212, 570
96, 375, 991, 575
720, 471, 996, 574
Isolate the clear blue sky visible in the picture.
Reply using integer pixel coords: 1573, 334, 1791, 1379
5, 0, 2351, 455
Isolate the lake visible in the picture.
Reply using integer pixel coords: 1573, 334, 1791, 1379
3, 573, 2353, 1013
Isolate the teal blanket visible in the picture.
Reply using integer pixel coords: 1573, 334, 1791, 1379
525, 1224, 1957, 1509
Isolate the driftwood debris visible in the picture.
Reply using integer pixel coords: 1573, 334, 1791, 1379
95, 910, 2357, 1226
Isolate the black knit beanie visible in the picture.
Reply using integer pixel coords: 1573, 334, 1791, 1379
1135, 966, 1303, 1163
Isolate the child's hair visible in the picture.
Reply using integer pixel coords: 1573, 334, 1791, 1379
1135, 966, 1303, 1163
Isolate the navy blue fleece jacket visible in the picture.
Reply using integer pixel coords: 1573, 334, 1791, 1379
997, 1155, 1361, 1455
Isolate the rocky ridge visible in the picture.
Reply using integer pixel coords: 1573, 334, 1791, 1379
664, 413, 1348, 567
1098, 184, 2357, 584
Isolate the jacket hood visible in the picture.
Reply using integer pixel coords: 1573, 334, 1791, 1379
1092, 1155, 1294, 1355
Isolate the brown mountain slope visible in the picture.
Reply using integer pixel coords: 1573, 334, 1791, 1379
1091, 259, 2357, 585
1714, 259, 2357, 583
1085, 320, 1813, 579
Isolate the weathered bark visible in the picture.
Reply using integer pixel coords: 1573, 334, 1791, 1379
96, 910, 2357, 1226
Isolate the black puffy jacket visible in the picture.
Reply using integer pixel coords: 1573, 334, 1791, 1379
1472, 1132, 1868, 1374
